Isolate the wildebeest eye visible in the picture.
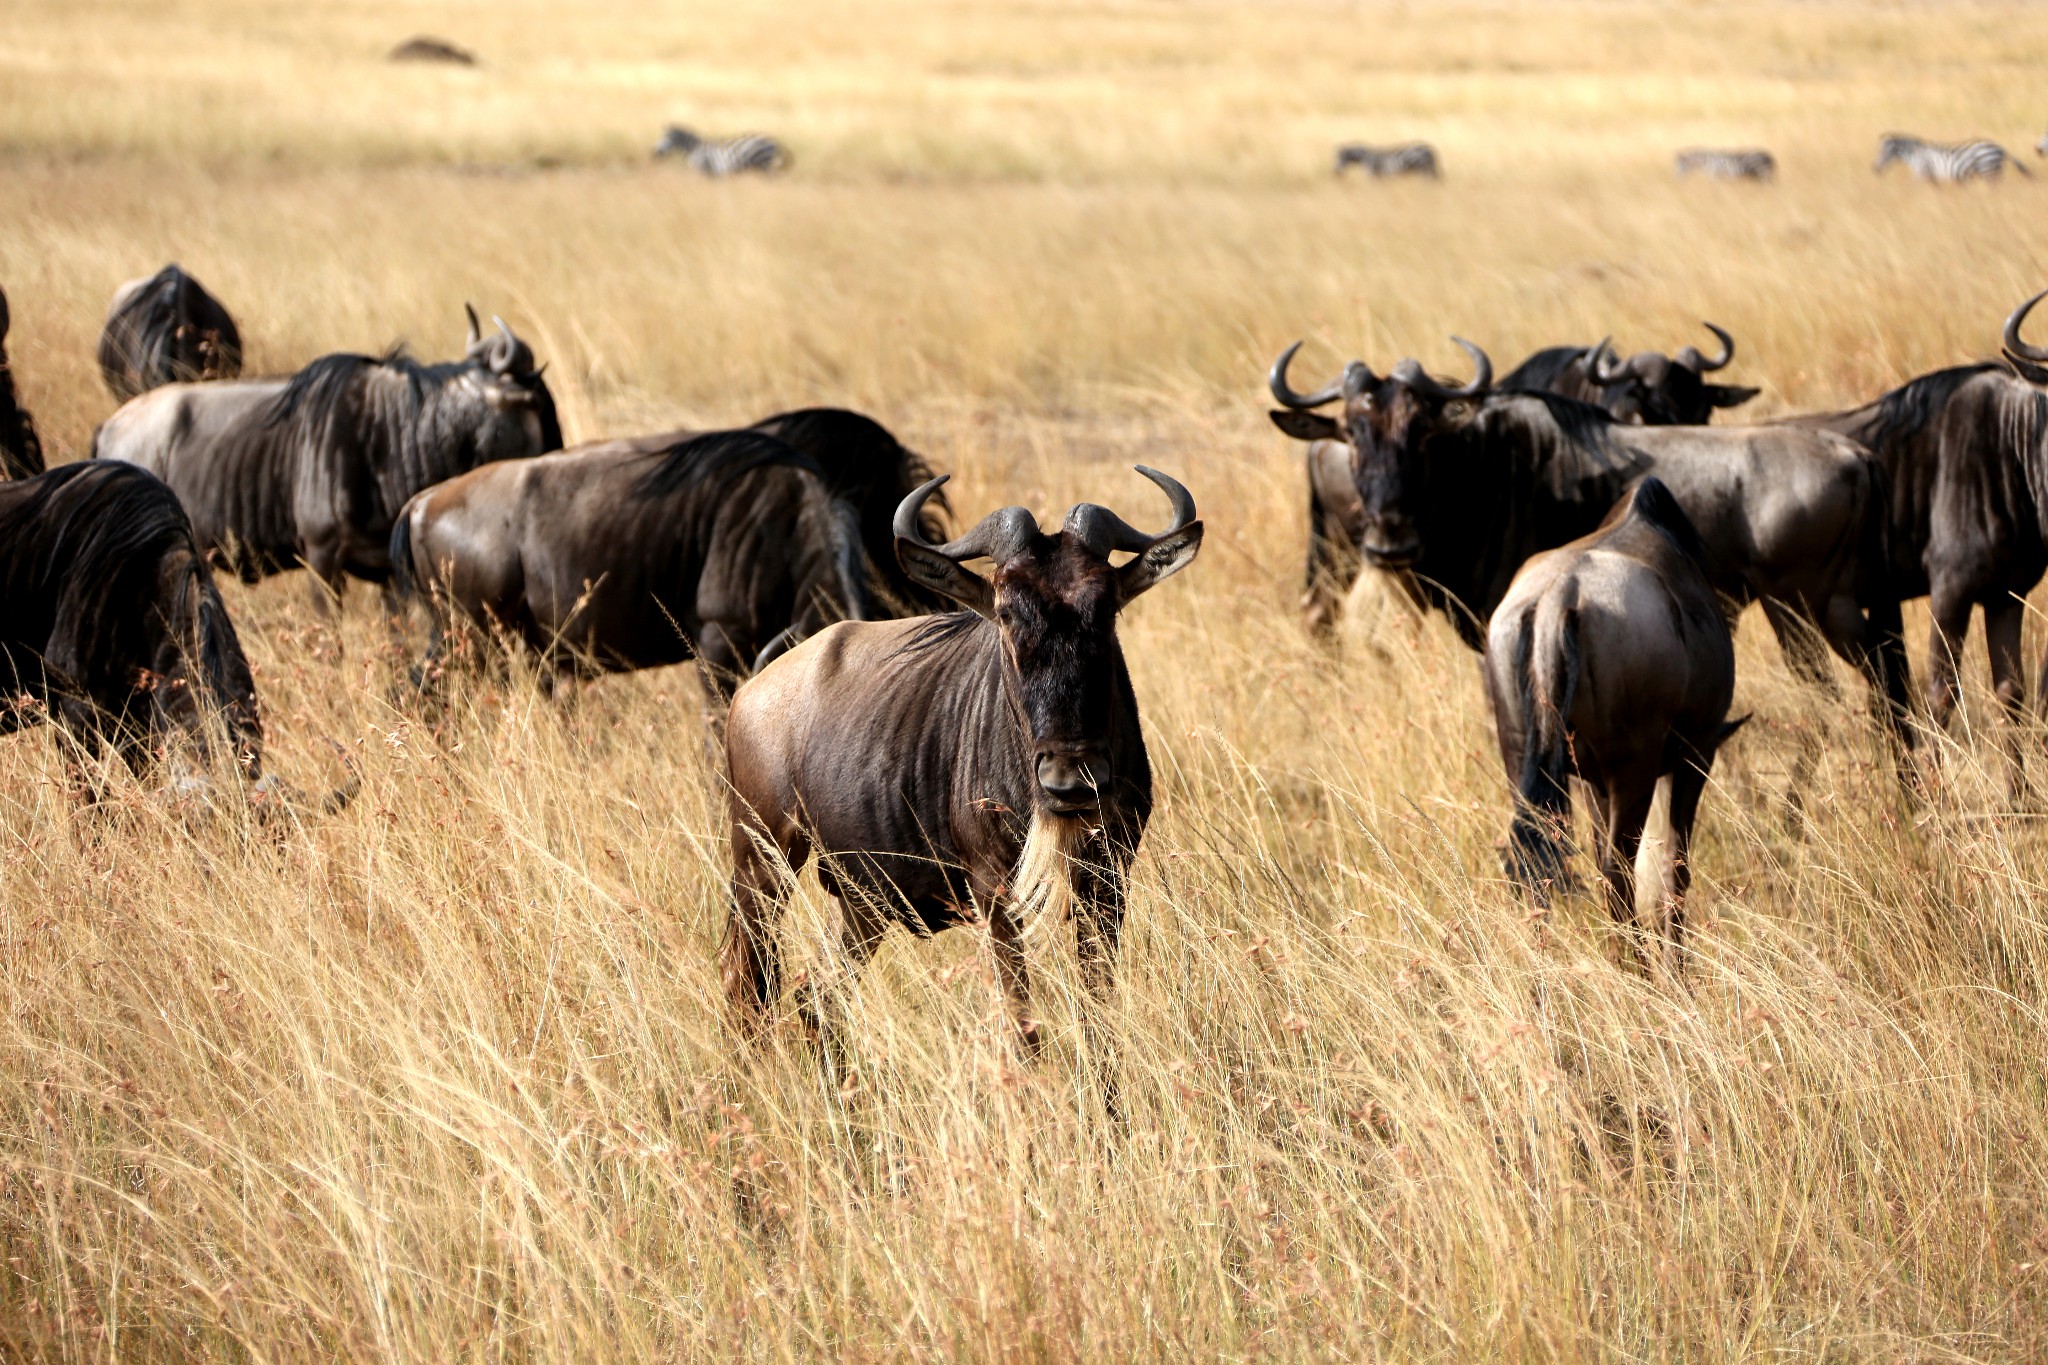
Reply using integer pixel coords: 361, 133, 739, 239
1444, 401, 1472, 420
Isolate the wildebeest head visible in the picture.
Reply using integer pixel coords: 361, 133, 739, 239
1267, 337, 1492, 567
893, 468, 1202, 813
458, 304, 562, 457
2002, 289, 2048, 385
1584, 322, 1758, 424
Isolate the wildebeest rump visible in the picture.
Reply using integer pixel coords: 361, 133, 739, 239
96, 264, 243, 402
1487, 477, 1741, 967
556, 406, 952, 614
0, 285, 43, 480
390, 429, 872, 697
1289, 326, 1758, 636
0, 462, 351, 810
1266, 338, 1911, 752
1781, 291, 2048, 773
722, 467, 1203, 1110
93, 308, 560, 608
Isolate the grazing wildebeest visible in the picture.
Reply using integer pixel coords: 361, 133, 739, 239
1333, 142, 1440, 178
0, 462, 352, 809
653, 126, 790, 176
1778, 291, 2048, 782
1674, 148, 1776, 182
1282, 325, 1758, 638
1266, 339, 1912, 770
96, 265, 243, 402
556, 407, 952, 614
388, 35, 476, 64
722, 467, 1202, 1110
0, 285, 43, 481
390, 429, 873, 698
94, 308, 560, 611
1874, 135, 2032, 183
1487, 477, 1741, 968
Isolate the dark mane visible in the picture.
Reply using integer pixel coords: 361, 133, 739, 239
900, 608, 992, 657
1499, 345, 1590, 394
1618, 475, 1710, 565
1863, 362, 2007, 453
1471, 390, 1640, 492
264, 349, 391, 429
632, 428, 818, 501
749, 407, 953, 612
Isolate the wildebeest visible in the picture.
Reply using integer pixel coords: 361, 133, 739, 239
390, 429, 875, 699
94, 307, 560, 610
0, 285, 43, 481
96, 264, 243, 402
653, 127, 790, 176
1333, 142, 1440, 178
1778, 291, 2048, 780
1266, 339, 1911, 761
553, 406, 953, 614
388, 35, 476, 64
722, 468, 1202, 1109
1674, 148, 1776, 181
1487, 477, 1741, 967
1283, 325, 1758, 637
1874, 135, 2032, 183
1499, 324, 1759, 427
1, 462, 351, 809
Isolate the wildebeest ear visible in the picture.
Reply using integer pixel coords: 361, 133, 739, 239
1268, 410, 1341, 442
895, 538, 995, 618
1704, 384, 1760, 409
1118, 521, 1203, 601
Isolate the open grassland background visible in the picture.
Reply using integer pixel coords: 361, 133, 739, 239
6, 0, 2048, 1358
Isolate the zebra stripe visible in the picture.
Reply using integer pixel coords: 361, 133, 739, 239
1333, 142, 1440, 179
653, 126, 790, 177
1874, 134, 2030, 183
1674, 148, 1775, 181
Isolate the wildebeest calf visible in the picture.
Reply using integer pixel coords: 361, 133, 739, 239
1486, 477, 1741, 967
723, 467, 1202, 1111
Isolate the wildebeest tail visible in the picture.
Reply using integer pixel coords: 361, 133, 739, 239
386, 500, 420, 604
1506, 584, 1579, 898
749, 407, 952, 613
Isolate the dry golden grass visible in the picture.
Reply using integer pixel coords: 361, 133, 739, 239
6, 1, 2048, 1358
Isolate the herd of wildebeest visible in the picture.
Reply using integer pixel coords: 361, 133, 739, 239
5, 263, 2048, 1102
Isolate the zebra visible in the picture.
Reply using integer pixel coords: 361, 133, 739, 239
1873, 134, 2031, 183
1674, 147, 1776, 182
653, 126, 790, 177
1333, 142, 1440, 179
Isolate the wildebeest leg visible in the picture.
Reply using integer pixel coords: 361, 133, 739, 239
1594, 782, 1654, 967
1984, 595, 2030, 802
1072, 859, 1127, 1121
1303, 493, 1362, 642
807, 887, 889, 1095
1924, 586, 1976, 740
1658, 762, 1714, 972
1762, 600, 1837, 827
980, 892, 1041, 1059
722, 820, 808, 1039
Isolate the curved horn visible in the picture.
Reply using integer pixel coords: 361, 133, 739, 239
464, 302, 482, 350
2003, 289, 2048, 364
1696, 321, 1735, 371
894, 476, 1042, 563
1269, 341, 1347, 409
1341, 360, 1373, 401
489, 315, 518, 371
1391, 336, 1492, 399
1588, 336, 1627, 385
1063, 466, 1199, 557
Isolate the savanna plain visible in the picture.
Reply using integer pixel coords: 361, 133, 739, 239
6, 0, 2048, 1358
